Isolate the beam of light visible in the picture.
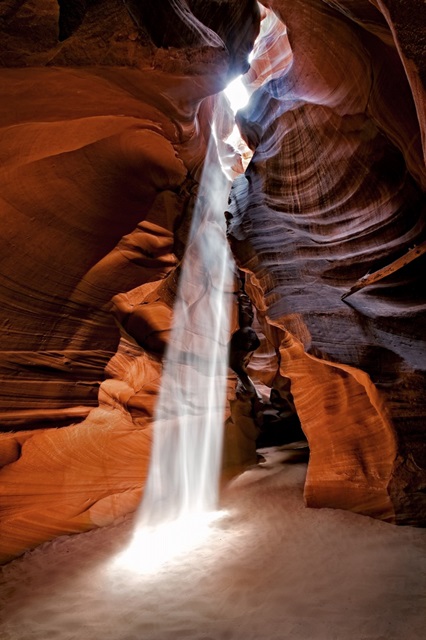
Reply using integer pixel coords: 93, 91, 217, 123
112, 510, 226, 575
222, 76, 254, 170
224, 75, 251, 115
136, 132, 233, 530
113, 4, 291, 576
113, 105, 234, 573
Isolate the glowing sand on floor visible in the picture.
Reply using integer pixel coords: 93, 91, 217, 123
1, 450, 426, 640
114, 510, 226, 574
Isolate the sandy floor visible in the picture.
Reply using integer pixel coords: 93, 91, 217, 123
1, 446, 425, 640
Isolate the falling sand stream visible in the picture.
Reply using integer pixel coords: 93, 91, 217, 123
140, 135, 233, 526
115, 106, 238, 571
126, 9, 289, 558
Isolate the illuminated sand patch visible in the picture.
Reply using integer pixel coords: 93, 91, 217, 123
1, 452, 425, 640
113, 511, 226, 574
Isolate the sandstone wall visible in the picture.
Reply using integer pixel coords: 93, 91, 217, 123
0, 0, 424, 562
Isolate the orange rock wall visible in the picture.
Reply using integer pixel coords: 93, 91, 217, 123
0, 0, 425, 562
228, 0, 426, 523
0, 0, 257, 563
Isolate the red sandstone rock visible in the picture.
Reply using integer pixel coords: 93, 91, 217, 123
0, 0, 425, 563
229, 0, 426, 523
0, 0, 256, 562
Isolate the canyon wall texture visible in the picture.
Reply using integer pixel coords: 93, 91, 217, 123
0, 0, 425, 562
229, 0, 426, 523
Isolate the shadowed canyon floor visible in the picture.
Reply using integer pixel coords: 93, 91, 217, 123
1, 448, 425, 640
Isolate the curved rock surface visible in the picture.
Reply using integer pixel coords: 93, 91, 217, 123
0, 0, 425, 562
229, 0, 426, 523
0, 0, 257, 563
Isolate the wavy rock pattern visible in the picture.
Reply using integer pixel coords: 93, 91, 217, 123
228, 0, 426, 523
0, 0, 425, 561
0, 0, 257, 562
0, 70, 184, 559
0, 67, 189, 427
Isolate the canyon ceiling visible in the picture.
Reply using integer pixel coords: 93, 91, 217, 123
0, 0, 425, 563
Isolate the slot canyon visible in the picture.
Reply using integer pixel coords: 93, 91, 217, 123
0, 1, 425, 639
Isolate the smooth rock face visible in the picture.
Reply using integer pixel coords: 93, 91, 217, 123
0, 0, 256, 562
0, 66, 192, 425
228, 0, 426, 523
0, 0, 425, 562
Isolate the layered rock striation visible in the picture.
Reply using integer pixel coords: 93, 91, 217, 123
0, 0, 258, 562
0, 0, 425, 562
228, 0, 426, 523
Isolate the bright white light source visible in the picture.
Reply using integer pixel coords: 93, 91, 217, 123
224, 75, 250, 114
113, 511, 226, 575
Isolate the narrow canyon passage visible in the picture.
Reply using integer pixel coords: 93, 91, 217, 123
0, 1, 426, 637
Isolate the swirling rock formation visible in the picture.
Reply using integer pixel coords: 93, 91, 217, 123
0, 0, 425, 562
0, 0, 258, 562
228, 0, 426, 522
